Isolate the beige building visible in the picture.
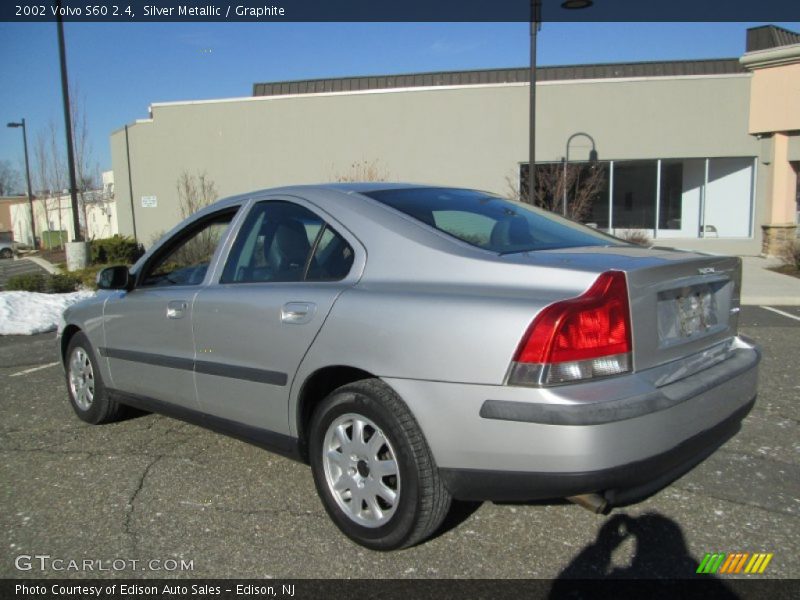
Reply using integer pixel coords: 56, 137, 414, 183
0, 196, 27, 242
111, 25, 800, 256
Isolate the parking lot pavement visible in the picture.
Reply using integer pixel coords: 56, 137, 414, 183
1, 307, 798, 580
0, 257, 50, 290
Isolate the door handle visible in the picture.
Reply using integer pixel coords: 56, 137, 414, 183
281, 302, 316, 324
167, 300, 188, 319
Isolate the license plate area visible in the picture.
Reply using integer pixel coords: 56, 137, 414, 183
657, 281, 729, 347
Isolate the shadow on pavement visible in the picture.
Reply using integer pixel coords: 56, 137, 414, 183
549, 513, 739, 598
433, 500, 483, 538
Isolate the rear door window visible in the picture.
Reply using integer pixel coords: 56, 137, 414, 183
221, 201, 354, 283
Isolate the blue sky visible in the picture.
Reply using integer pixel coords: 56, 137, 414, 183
1, 21, 798, 188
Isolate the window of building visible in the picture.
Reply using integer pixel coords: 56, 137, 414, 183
519, 157, 755, 240
704, 157, 754, 238
612, 161, 658, 230
656, 159, 704, 238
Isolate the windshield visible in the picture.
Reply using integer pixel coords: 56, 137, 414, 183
363, 187, 624, 254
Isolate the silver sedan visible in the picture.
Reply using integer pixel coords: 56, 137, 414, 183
58, 184, 760, 550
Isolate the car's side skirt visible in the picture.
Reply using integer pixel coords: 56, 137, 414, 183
107, 388, 303, 462
99, 347, 288, 386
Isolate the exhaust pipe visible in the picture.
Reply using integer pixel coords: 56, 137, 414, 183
567, 493, 609, 514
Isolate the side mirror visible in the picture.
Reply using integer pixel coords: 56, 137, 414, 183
97, 266, 132, 291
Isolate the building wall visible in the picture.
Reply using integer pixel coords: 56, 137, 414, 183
747, 62, 800, 134
112, 74, 762, 253
11, 194, 118, 247
741, 43, 800, 253
0, 197, 27, 237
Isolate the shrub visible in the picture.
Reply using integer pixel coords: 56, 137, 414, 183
48, 273, 81, 293
335, 159, 390, 183
6, 272, 80, 293
618, 230, 651, 247
91, 235, 144, 265
779, 239, 800, 271
69, 265, 108, 290
6, 273, 47, 292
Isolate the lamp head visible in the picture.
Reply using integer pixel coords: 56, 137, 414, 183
561, 0, 594, 9
7, 122, 22, 128
589, 149, 599, 162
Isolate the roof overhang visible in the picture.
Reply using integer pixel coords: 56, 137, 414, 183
740, 43, 800, 70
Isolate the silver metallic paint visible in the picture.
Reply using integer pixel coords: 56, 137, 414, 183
59, 184, 760, 483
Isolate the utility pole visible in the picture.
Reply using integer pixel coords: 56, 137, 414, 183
56, 3, 83, 243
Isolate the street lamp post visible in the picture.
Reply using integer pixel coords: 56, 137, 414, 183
529, 1, 595, 205
528, 0, 541, 204
562, 132, 598, 217
7, 119, 37, 249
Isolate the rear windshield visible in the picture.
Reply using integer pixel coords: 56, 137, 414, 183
363, 187, 623, 254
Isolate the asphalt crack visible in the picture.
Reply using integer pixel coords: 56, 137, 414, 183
124, 455, 164, 554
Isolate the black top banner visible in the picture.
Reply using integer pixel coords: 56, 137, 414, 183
3, 0, 800, 23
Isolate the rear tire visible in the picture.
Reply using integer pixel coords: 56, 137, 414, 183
309, 379, 451, 550
0, 248, 12, 259
65, 332, 124, 424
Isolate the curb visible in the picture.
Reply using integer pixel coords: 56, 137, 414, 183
741, 298, 800, 307
22, 256, 61, 275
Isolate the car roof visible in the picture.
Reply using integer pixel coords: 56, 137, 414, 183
196, 182, 465, 215
304, 182, 431, 194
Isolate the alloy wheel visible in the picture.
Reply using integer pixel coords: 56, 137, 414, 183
68, 347, 95, 411
322, 413, 401, 528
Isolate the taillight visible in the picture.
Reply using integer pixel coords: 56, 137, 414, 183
508, 271, 632, 386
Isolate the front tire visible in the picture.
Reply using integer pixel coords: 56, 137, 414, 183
65, 332, 124, 424
0, 248, 12, 259
309, 379, 451, 550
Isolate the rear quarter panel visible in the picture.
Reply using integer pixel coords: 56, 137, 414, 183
296, 282, 585, 386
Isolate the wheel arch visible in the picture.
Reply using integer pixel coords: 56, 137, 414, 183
60, 324, 83, 365
295, 365, 376, 462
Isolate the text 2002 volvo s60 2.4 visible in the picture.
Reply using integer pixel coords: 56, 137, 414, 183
58, 184, 759, 550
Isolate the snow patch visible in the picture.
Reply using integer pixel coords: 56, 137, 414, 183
0, 291, 95, 336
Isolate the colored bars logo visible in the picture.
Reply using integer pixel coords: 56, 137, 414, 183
697, 552, 773, 574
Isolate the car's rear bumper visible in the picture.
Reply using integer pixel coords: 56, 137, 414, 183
383, 336, 760, 502
439, 396, 753, 503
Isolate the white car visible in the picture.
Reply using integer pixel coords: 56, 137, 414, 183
0, 241, 16, 259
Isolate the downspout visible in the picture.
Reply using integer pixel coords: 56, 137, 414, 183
124, 124, 138, 243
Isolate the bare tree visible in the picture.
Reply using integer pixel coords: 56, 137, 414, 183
177, 170, 218, 218
0, 160, 21, 196
33, 130, 55, 240
509, 163, 606, 222
33, 131, 50, 196
27, 86, 100, 242
335, 159, 389, 183
70, 83, 98, 238
172, 171, 220, 266
32, 123, 69, 246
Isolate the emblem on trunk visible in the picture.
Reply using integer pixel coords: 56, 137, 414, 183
698, 267, 716, 275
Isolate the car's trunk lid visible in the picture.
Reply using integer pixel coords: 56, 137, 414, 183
503, 246, 741, 372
